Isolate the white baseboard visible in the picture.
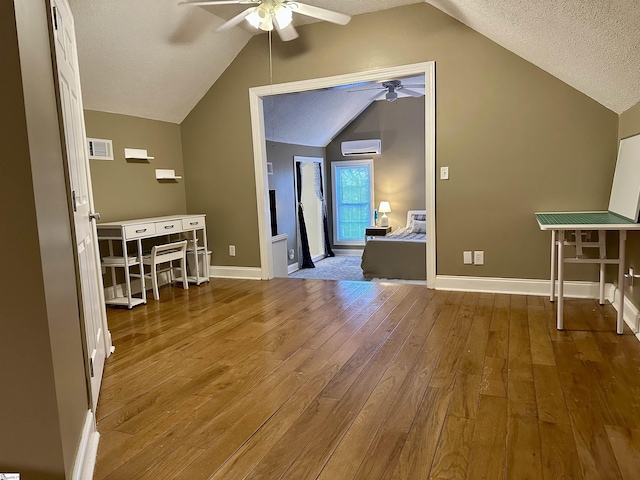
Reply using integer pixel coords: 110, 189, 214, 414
434, 275, 605, 299
288, 264, 299, 274
73, 410, 99, 480
332, 249, 364, 256
104, 265, 263, 293
103, 271, 176, 300
209, 265, 262, 280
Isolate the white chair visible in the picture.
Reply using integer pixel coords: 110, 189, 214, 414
142, 240, 189, 300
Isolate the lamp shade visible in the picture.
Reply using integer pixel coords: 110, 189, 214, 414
378, 201, 391, 213
246, 2, 293, 32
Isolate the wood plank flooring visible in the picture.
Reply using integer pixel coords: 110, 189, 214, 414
93, 278, 640, 479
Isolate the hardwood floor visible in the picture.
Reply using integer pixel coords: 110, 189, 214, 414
93, 278, 640, 479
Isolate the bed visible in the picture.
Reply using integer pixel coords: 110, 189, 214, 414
361, 210, 427, 280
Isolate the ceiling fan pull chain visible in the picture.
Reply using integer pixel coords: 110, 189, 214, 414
269, 30, 273, 87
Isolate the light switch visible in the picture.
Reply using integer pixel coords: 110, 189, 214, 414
463, 251, 473, 264
440, 166, 449, 180
474, 251, 484, 265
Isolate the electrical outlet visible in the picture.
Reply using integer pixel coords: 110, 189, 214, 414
229, 245, 236, 256
463, 251, 473, 265
288, 249, 295, 260
474, 250, 484, 265
440, 166, 449, 180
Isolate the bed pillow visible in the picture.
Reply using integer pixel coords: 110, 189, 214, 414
410, 214, 426, 224
411, 219, 427, 233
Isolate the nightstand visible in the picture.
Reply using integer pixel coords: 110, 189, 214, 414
365, 225, 391, 242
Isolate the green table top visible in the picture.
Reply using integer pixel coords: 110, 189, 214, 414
535, 211, 640, 230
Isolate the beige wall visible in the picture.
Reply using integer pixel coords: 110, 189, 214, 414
618, 101, 640, 308
327, 97, 426, 244
181, 3, 618, 279
1, 0, 89, 478
267, 142, 326, 266
85, 110, 187, 223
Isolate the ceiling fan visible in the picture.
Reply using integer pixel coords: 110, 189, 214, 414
179, 0, 351, 42
351, 80, 426, 102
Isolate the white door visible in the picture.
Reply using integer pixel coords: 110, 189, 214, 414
52, 0, 111, 412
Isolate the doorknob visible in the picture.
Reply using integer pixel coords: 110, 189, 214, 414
89, 212, 101, 221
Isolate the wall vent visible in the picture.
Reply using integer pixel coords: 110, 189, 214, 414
87, 138, 113, 160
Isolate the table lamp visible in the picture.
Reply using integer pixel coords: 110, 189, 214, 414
378, 201, 391, 227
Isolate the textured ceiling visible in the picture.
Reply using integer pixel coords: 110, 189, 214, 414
68, 0, 253, 123
68, 0, 422, 123
425, 0, 640, 114
69, 1, 640, 124
264, 75, 425, 147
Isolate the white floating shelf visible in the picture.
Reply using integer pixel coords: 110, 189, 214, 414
125, 147, 154, 160
155, 168, 182, 180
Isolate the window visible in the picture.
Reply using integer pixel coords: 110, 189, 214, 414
332, 159, 374, 245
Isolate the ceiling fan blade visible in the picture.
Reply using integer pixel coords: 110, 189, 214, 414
401, 88, 424, 97
276, 22, 299, 41
179, 0, 255, 5
401, 84, 426, 89
289, 2, 351, 25
347, 86, 384, 93
217, 7, 256, 31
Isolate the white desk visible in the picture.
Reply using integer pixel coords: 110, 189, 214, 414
536, 211, 640, 334
97, 214, 209, 308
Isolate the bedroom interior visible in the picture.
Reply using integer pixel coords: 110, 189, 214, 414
4, 0, 640, 478
263, 73, 427, 281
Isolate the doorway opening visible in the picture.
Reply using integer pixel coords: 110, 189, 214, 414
249, 62, 436, 284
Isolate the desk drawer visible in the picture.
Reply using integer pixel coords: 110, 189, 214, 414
182, 216, 205, 230
124, 223, 156, 239
156, 219, 182, 233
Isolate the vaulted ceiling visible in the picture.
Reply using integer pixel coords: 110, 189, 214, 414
69, 0, 640, 125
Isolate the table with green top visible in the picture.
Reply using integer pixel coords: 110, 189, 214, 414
535, 211, 640, 334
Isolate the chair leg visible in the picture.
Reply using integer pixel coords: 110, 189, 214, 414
182, 256, 189, 290
152, 266, 160, 300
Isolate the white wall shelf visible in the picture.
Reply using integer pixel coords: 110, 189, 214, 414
155, 169, 182, 180
124, 147, 154, 160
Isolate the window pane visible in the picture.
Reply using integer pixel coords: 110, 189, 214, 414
333, 162, 372, 243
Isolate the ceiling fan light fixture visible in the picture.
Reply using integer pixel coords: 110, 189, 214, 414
246, 4, 274, 31
245, 1, 292, 32
274, 4, 293, 29
386, 91, 398, 102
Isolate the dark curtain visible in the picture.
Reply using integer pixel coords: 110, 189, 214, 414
296, 162, 315, 269
317, 164, 335, 258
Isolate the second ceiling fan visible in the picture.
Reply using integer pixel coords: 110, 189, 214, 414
179, 0, 351, 41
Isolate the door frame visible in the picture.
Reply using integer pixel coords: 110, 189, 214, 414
293, 156, 327, 263
249, 61, 436, 284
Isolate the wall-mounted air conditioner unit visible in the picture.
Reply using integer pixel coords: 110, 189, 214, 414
341, 139, 382, 156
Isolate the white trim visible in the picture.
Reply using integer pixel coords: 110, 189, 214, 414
332, 248, 364, 256
249, 62, 436, 285
287, 263, 299, 274
73, 410, 99, 480
249, 92, 272, 280
608, 286, 640, 338
209, 266, 262, 280
331, 158, 374, 246
434, 275, 606, 298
